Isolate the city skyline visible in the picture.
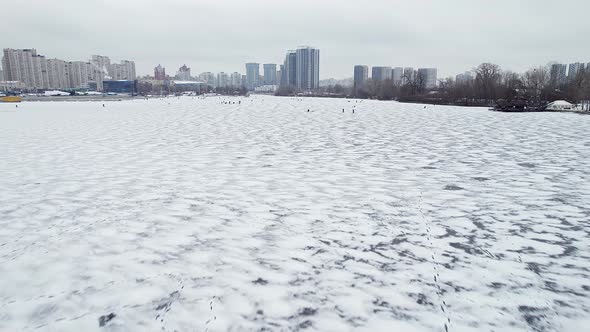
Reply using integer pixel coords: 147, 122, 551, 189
1, 0, 589, 79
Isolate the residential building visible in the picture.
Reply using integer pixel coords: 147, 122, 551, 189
568, 62, 585, 81
177, 64, 191, 81
550, 63, 567, 86
456, 71, 473, 83
0, 68, 3, 81
403, 67, 415, 84
263, 63, 277, 85
169, 80, 206, 93
392, 67, 403, 85
281, 51, 297, 87
418, 68, 437, 89
295, 46, 320, 90
217, 72, 230, 88
371, 66, 392, 81
230, 72, 242, 88
353, 65, 368, 91
46, 59, 68, 89
2, 48, 43, 90
245, 63, 260, 90
154, 64, 166, 80
66, 61, 90, 89
199, 72, 215, 87
91, 55, 111, 77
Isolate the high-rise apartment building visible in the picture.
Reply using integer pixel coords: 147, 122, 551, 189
91, 55, 111, 75
371, 66, 392, 81
353, 65, 368, 90
47, 59, 68, 89
456, 71, 473, 83
154, 64, 166, 80
176, 65, 191, 81
245, 63, 260, 90
2, 48, 44, 90
568, 62, 585, 81
392, 67, 403, 85
550, 63, 567, 86
281, 51, 297, 87
217, 72, 230, 88
295, 46, 320, 90
263, 63, 277, 85
230, 72, 242, 87
418, 68, 437, 89
403, 67, 415, 84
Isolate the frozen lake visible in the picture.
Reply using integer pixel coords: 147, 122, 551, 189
1, 96, 589, 331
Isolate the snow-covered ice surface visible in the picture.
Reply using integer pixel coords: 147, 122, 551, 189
1, 96, 589, 332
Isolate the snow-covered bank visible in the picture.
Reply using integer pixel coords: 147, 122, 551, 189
1, 96, 589, 331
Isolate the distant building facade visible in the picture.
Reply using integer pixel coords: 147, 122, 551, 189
353, 65, 368, 91
245, 63, 260, 90
176, 65, 191, 81
568, 62, 585, 81
417, 68, 437, 89
295, 46, 320, 90
371, 66, 392, 81
455, 71, 473, 83
392, 67, 403, 85
230, 72, 242, 88
103, 80, 137, 93
263, 63, 277, 85
550, 64, 567, 86
403, 67, 415, 83
281, 51, 297, 87
199, 72, 215, 87
154, 64, 166, 80
2, 48, 135, 91
217, 72, 230, 88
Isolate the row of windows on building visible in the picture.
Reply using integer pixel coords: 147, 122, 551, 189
550, 62, 590, 86
354, 65, 438, 89
1, 48, 136, 91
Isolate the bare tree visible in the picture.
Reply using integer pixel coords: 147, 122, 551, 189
474, 63, 502, 102
522, 66, 549, 102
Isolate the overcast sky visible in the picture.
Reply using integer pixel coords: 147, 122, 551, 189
1, 0, 589, 79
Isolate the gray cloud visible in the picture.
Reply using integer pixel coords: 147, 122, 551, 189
1, 0, 589, 79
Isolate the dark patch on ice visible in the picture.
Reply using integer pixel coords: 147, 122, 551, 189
558, 246, 577, 257
449, 242, 483, 255
526, 262, 543, 275
299, 307, 318, 316
155, 291, 180, 311
438, 227, 458, 238
518, 162, 536, 168
98, 313, 116, 327
298, 320, 313, 329
543, 281, 586, 297
471, 220, 486, 230
490, 282, 506, 289
422, 166, 437, 169
518, 306, 550, 331
411, 293, 434, 306
472, 177, 489, 181
582, 285, 590, 291
444, 184, 463, 191
253, 278, 269, 285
